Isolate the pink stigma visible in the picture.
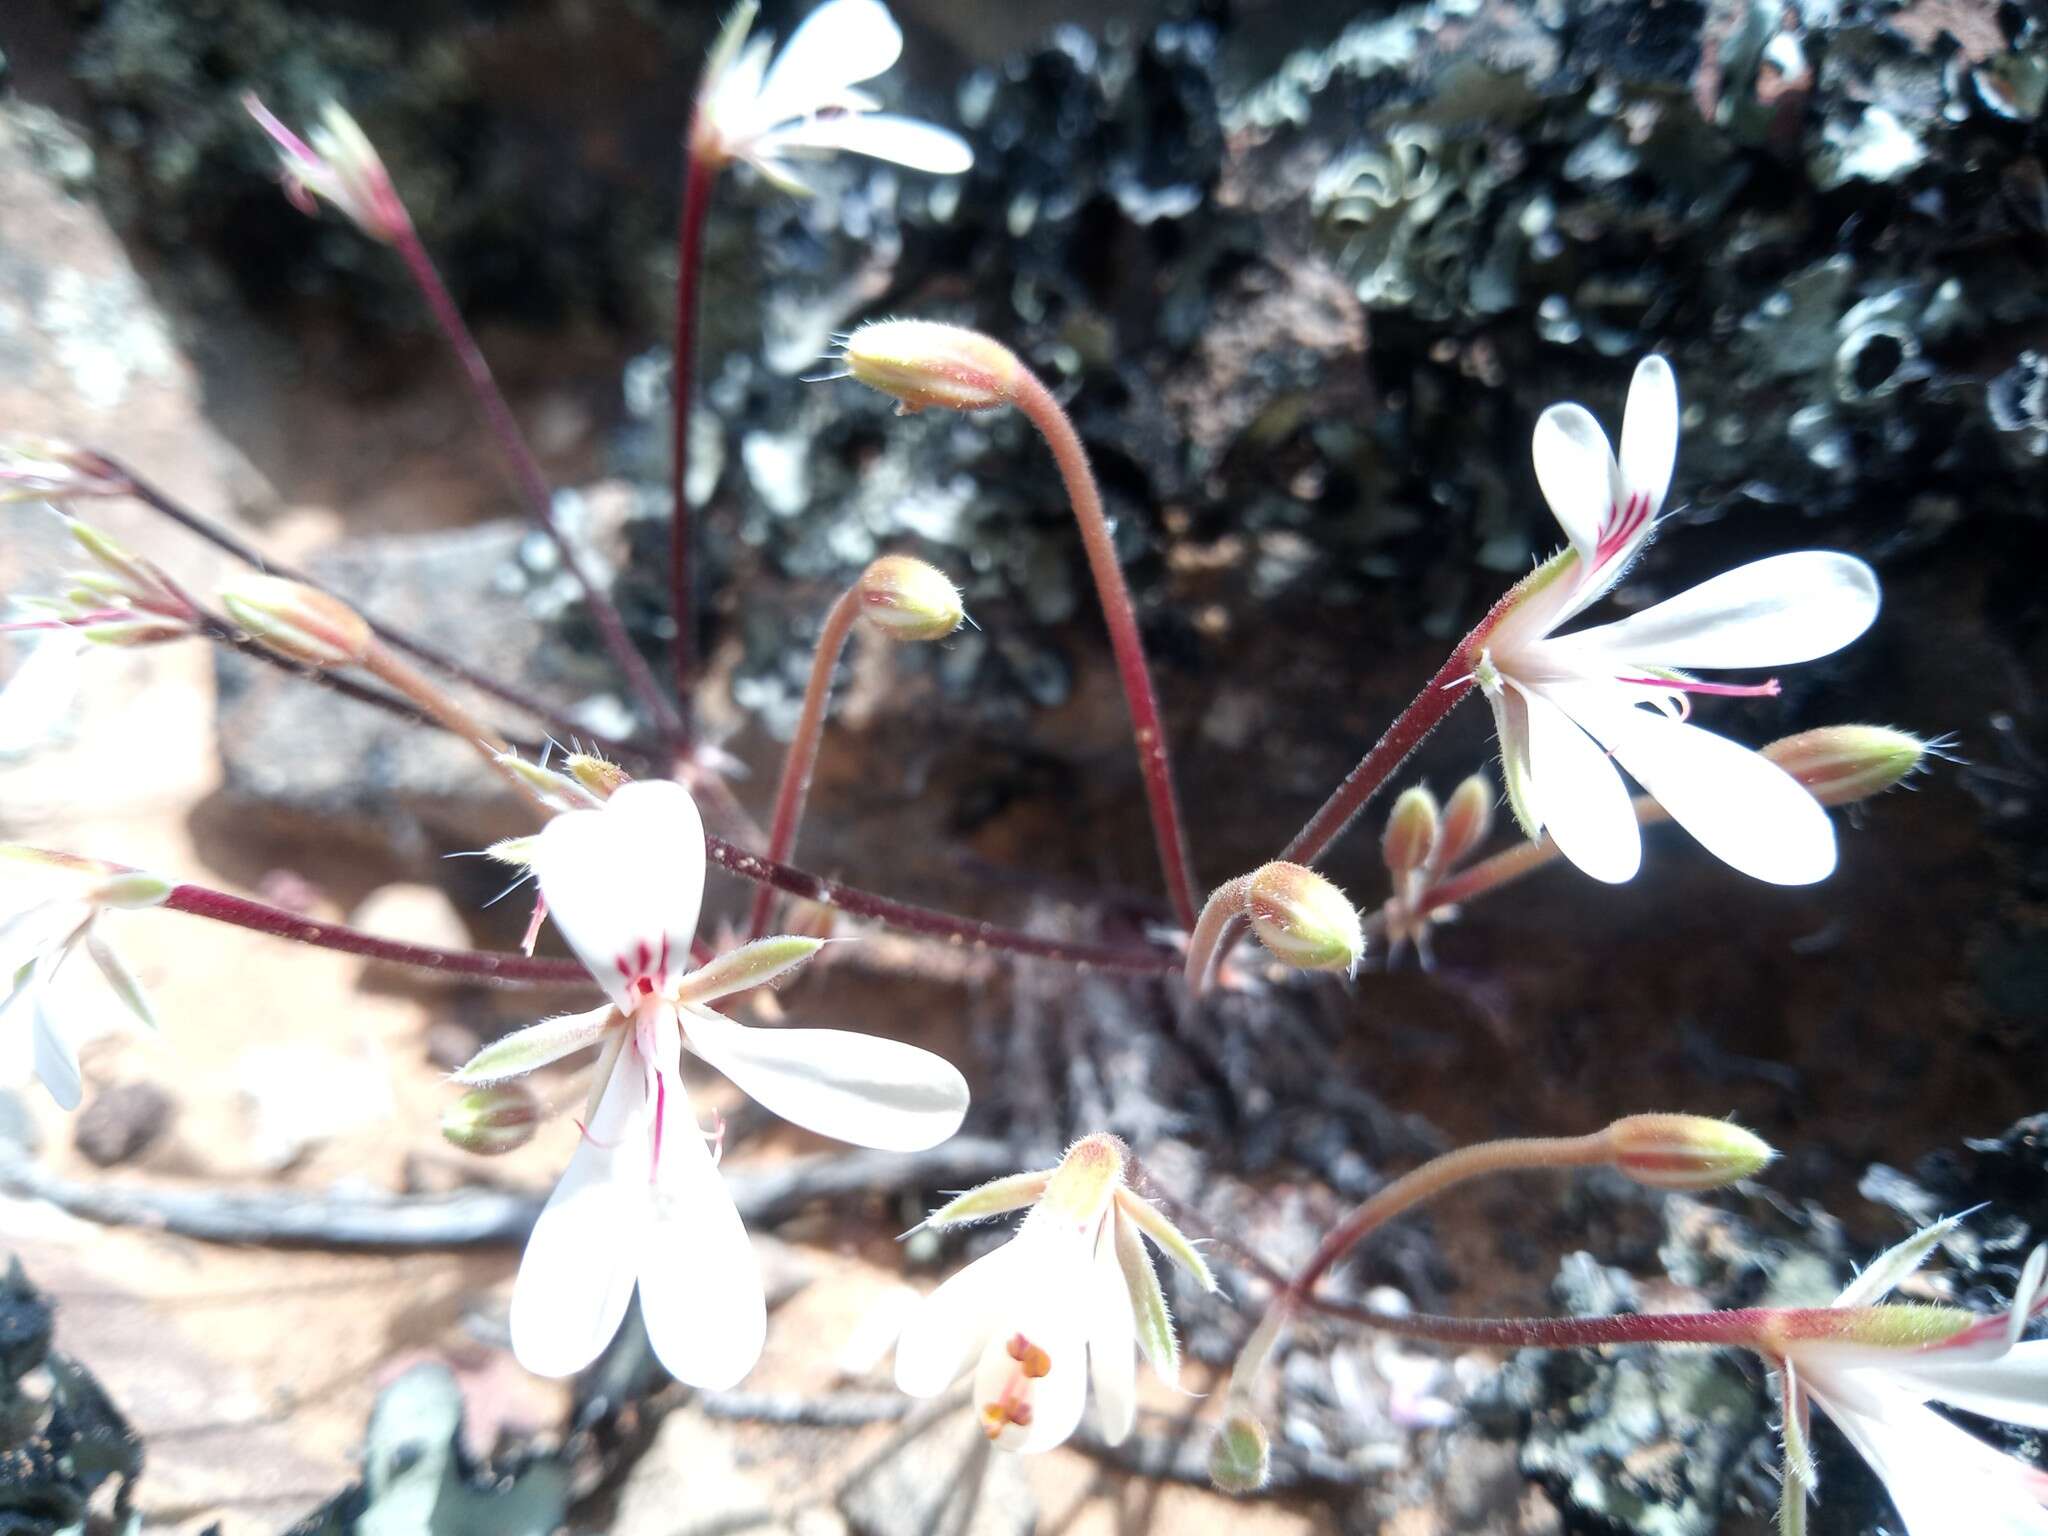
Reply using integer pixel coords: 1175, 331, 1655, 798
1618, 675, 1782, 700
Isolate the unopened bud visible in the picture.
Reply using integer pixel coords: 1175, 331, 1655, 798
857, 555, 964, 640
1434, 772, 1495, 872
1245, 862, 1364, 974
842, 320, 1022, 414
1208, 1412, 1272, 1495
564, 753, 630, 799
245, 95, 409, 244
440, 1082, 542, 1156
1605, 1114, 1777, 1192
220, 576, 372, 668
1382, 786, 1439, 881
1763, 726, 1932, 808
0, 439, 128, 503
66, 520, 156, 594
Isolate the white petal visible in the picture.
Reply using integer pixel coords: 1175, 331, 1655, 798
756, 0, 902, 123
533, 780, 706, 1010
1087, 1225, 1138, 1447
1587, 698, 1838, 885
1556, 553, 1880, 670
682, 1005, 968, 1152
509, 1051, 650, 1377
1521, 685, 1641, 884
1814, 1381, 2048, 1536
757, 113, 972, 173
1900, 1340, 2048, 1431
970, 1237, 1093, 1454
1618, 354, 1678, 516
894, 1237, 1029, 1397
636, 1068, 766, 1390
31, 986, 82, 1111
1531, 403, 1616, 571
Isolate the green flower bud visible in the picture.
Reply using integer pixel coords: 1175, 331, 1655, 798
220, 576, 371, 668
1382, 786, 1439, 882
1762, 726, 1933, 808
440, 1082, 542, 1156
1245, 861, 1365, 974
842, 320, 1022, 414
857, 555, 964, 641
1208, 1412, 1271, 1495
1605, 1114, 1777, 1191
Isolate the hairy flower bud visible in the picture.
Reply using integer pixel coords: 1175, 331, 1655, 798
244, 95, 410, 244
1382, 786, 1439, 882
1762, 726, 1932, 808
857, 555, 965, 641
1245, 862, 1365, 974
1208, 1412, 1272, 1495
1605, 1114, 1777, 1191
219, 576, 372, 668
1434, 772, 1495, 872
842, 320, 1022, 414
441, 1082, 542, 1156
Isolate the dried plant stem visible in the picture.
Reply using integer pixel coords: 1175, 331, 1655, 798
1290, 1133, 1612, 1300
1007, 368, 1200, 930
1181, 874, 1251, 993
747, 586, 862, 938
668, 143, 718, 732
386, 225, 682, 739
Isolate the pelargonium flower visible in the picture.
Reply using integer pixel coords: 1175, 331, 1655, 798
693, 0, 973, 195
1764, 1215, 2048, 1535
1477, 356, 1881, 885
456, 778, 969, 1389
0, 848, 168, 1109
894, 1133, 1217, 1452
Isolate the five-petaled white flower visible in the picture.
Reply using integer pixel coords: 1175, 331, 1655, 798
0, 849, 168, 1110
694, 0, 974, 195
458, 778, 969, 1389
1476, 355, 1883, 885
1765, 1214, 2048, 1536
894, 1133, 1216, 1452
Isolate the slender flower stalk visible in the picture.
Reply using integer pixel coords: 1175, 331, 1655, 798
745, 556, 964, 938
842, 320, 1200, 928
669, 142, 717, 729
1183, 862, 1364, 995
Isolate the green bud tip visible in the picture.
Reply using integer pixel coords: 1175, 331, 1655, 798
219, 576, 371, 668
841, 320, 1023, 414
1605, 1114, 1777, 1192
441, 1083, 542, 1156
1208, 1412, 1271, 1495
1244, 861, 1365, 973
857, 555, 965, 641
1762, 726, 1937, 808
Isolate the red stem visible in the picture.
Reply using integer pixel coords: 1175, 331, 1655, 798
163, 884, 588, 985
747, 587, 861, 938
1007, 368, 1200, 930
387, 224, 683, 739
1311, 1299, 1774, 1353
669, 141, 718, 736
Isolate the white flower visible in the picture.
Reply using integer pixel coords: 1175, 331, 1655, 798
1477, 355, 1883, 886
694, 0, 973, 195
1768, 1216, 2048, 1536
894, 1134, 1217, 1452
464, 779, 970, 1388
0, 850, 168, 1110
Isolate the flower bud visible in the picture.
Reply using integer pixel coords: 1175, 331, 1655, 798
1434, 772, 1495, 872
842, 320, 1022, 414
1382, 786, 1439, 882
219, 576, 372, 668
1245, 862, 1365, 974
244, 95, 409, 245
857, 555, 964, 641
1762, 726, 1932, 808
564, 753, 630, 799
90, 871, 173, 911
1208, 1412, 1272, 1495
0, 438, 128, 503
440, 1082, 542, 1156
1605, 1114, 1777, 1192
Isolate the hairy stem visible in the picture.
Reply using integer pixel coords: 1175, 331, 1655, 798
386, 225, 682, 738
1006, 368, 1200, 930
1309, 1297, 1775, 1353
747, 586, 862, 938
161, 883, 588, 986
1182, 874, 1251, 994
669, 141, 718, 734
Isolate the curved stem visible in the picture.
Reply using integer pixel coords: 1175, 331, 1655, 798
1006, 368, 1200, 931
669, 140, 718, 736
161, 883, 590, 986
386, 224, 682, 740
1182, 874, 1250, 994
747, 586, 861, 938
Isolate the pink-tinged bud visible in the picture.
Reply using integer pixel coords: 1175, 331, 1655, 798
1762, 726, 1932, 808
440, 1082, 542, 1156
1605, 1114, 1777, 1191
244, 95, 410, 245
1434, 772, 1495, 872
1208, 1411, 1271, 1495
0, 439, 129, 503
219, 576, 372, 668
857, 555, 965, 641
842, 321, 1023, 414
1382, 786, 1439, 882
1245, 861, 1365, 974
564, 753, 630, 799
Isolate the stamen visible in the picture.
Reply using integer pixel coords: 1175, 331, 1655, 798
1617, 675, 1781, 701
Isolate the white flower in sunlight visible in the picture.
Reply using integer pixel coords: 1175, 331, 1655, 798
1767, 1216, 2048, 1536
894, 1133, 1217, 1453
0, 850, 169, 1110
457, 779, 969, 1388
694, 0, 974, 195
243, 94, 409, 244
1477, 355, 1881, 886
